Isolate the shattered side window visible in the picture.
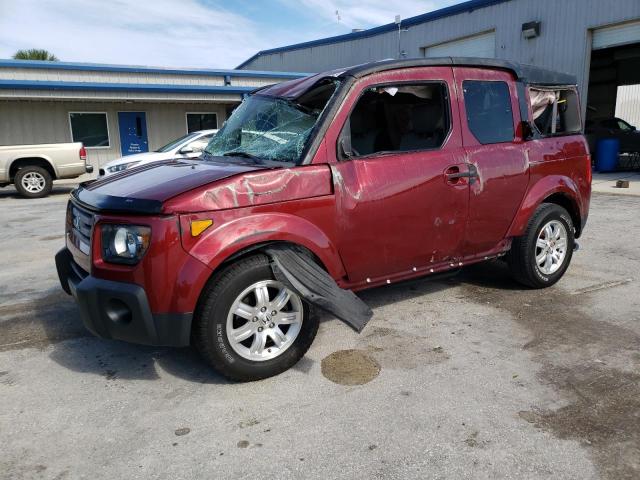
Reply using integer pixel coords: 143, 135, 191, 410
205, 79, 339, 165
530, 87, 581, 136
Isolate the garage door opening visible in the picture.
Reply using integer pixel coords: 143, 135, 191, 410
586, 21, 640, 167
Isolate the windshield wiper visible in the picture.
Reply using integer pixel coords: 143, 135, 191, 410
223, 151, 265, 164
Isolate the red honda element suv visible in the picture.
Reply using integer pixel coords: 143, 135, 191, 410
56, 58, 591, 381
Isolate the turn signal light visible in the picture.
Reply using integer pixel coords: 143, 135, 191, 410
190, 219, 213, 237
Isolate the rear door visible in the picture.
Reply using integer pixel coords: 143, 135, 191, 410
324, 67, 470, 284
453, 68, 529, 256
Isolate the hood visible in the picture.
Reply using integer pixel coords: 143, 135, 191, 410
73, 158, 264, 214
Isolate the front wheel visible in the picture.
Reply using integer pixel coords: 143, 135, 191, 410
508, 203, 575, 288
193, 254, 317, 381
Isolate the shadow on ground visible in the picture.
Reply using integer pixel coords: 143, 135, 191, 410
0, 186, 74, 199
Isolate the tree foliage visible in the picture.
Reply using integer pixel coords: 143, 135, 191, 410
12, 49, 59, 61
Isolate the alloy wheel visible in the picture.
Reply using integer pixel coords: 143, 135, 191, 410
535, 220, 568, 275
226, 280, 303, 362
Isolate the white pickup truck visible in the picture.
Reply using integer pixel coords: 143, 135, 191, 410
0, 143, 93, 198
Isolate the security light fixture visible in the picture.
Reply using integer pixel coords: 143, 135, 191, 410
522, 21, 541, 39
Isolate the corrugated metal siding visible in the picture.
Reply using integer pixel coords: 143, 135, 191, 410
424, 31, 496, 57
616, 84, 640, 127
0, 101, 228, 167
0, 68, 289, 88
0, 89, 243, 103
240, 0, 640, 100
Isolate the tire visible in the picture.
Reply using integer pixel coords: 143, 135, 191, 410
508, 203, 575, 288
193, 254, 318, 381
14, 166, 53, 198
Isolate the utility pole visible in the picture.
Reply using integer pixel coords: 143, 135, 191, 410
395, 15, 408, 59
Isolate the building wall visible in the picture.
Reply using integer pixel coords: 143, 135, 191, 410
240, 0, 640, 100
0, 100, 229, 167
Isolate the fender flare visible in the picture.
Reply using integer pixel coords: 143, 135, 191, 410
507, 175, 583, 238
182, 212, 348, 282
8, 154, 58, 179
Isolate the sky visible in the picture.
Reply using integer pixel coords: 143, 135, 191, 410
0, 0, 460, 69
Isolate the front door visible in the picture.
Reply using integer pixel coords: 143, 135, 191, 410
118, 112, 148, 156
326, 67, 470, 284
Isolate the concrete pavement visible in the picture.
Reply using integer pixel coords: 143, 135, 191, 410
1, 186, 639, 480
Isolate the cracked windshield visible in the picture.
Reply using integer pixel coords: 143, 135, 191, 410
204, 79, 339, 165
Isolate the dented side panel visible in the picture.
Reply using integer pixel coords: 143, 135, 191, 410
162, 164, 333, 213
178, 195, 348, 281
320, 66, 471, 283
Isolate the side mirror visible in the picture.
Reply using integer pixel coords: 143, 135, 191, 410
179, 146, 194, 154
520, 121, 534, 140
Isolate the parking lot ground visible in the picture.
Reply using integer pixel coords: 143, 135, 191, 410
592, 171, 640, 196
1, 186, 639, 480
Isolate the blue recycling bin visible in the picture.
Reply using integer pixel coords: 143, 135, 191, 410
595, 138, 620, 172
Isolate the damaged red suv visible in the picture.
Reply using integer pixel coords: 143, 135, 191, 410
56, 58, 591, 381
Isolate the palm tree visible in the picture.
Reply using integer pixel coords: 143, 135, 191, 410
12, 49, 59, 61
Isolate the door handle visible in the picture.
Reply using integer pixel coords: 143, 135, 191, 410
445, 164, 478, 184
446, 171, 473, 179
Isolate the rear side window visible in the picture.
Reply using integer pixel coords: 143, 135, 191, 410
530, 88, 581, 136
463, 81, 514, 144
346, 83, 450, 157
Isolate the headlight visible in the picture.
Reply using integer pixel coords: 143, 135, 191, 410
106, 161, 140, 173
101, 224, 151, 264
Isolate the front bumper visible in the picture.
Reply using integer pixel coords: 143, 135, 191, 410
55, 248, 192, 347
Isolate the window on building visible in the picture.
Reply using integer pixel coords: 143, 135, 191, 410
345, 83, 450, 157
69, 112, 109, 147
186, 113, 218, 133
463, 80, 514, 144
530, 88, 581, 136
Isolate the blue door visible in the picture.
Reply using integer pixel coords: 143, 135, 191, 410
118, 112, 148, 156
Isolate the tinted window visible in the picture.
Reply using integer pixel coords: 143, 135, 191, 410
187, 113, 218, 133
617, 119, 634, 131
346, 83, 449, 157
463, 81, 514, 144
69, 112, 109, 147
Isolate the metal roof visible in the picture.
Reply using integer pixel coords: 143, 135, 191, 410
0, 79, 255, 95
236, 0, 512, 68
0, 59, 307, 79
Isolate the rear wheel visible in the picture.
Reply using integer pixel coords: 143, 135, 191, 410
508, 203, 574, 288
14, 166, 52, 198
193, 254, 317, 381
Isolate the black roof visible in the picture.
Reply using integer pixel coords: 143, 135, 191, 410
342, 57, 577, 86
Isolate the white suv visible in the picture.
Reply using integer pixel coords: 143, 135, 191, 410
99, 129, 217, 177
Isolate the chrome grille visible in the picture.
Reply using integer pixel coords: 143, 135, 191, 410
67, 202, 94, 255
